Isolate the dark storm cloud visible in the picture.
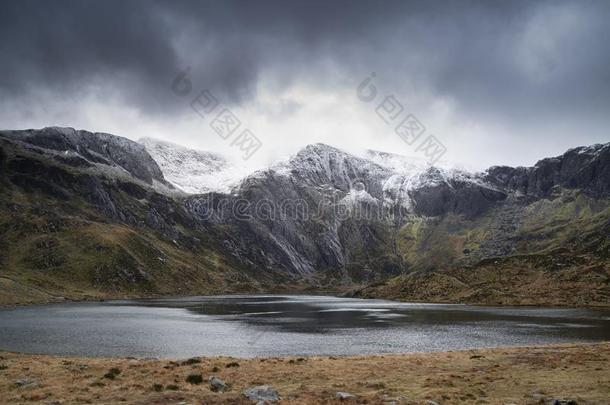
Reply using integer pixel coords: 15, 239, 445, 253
1, 0, 609, 132
0, 1, 177, 105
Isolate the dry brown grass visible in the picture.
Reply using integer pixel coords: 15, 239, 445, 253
0, 343, 609, 404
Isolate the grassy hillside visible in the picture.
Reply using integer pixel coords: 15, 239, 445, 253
0, 140, 295, 305
0, 189, 264, 305
352, 191, 610, 306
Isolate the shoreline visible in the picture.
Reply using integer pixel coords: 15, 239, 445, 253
0, 340, 608, 361
0, 283, 351, 309
3, 290, 610, 310
1, 342, 608, 404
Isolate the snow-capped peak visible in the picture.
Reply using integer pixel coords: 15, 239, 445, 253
140, 138, 493, 201
139, 137, 247, 194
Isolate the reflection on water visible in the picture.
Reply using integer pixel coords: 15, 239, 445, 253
0, 295, 609, 358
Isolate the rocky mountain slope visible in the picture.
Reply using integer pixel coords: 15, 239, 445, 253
1, 127, 170, 187
0, 128, 293, 305
0, 127, 608, 306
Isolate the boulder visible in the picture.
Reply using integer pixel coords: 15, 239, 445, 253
209, 376, 227, 392
243, 385, 280, 403
336, 391, 356, 400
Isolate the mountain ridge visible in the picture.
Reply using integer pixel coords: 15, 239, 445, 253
0, 127, 608, 306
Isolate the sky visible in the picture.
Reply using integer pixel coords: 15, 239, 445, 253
0, 0, 609, 171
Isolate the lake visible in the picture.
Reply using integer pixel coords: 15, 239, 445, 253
1, 295, 609, 358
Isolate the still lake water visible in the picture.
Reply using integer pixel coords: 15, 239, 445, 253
1, 295, 609, 358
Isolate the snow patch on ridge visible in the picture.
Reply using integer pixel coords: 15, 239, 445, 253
139, 138, 249, 194
140, 138, 495, 201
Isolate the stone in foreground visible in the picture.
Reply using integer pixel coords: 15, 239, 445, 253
243, 385, 280, 403
208, 376, 227, 392
336, 391, 356, 400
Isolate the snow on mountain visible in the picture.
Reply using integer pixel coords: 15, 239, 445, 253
360, 148, 500, 210
363, 149, 431, 176
139, 138, 248, 194
140, 137, 493, 204
363, 149, 484, 184
232, 143, 498, 218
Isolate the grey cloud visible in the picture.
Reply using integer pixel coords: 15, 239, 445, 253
0, 0, 608, 147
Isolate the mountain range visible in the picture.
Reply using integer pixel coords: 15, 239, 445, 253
0, 127, 608, 306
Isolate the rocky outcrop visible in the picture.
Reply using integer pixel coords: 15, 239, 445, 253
243, 385, 279, 403
0, 127, 167, 185
409, 168, 506, 218
485, 143, 610, 198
